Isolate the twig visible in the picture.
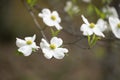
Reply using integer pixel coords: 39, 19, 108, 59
21, 0, 48, 41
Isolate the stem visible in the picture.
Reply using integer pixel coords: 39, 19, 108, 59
21, 0, 47, 41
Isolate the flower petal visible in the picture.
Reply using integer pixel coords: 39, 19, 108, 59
109, 17, 120, 39
81, 15, 89, 25
52, 11, 61, 23
96, 19, 107, 32
38, 8, 51, 18
25, 34, 36, 41
54, 23, 63, 30
30, 42, 39, 49
113, 28, 120, 39
80, 24, 93, 36
43, 16, 55, 26
40, 38, 50, 49
42, 48, 53, 59
53, 48, 68, 59
50, 37, 63, 47
93, 27, 105, 37
16, 38, 26, 47
18, 46, 32, 56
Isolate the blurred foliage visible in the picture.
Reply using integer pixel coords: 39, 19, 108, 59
26, 0, 37, 7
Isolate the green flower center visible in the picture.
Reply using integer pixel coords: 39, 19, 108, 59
50, 44, 56, 50
51, 15, 56, 21
89, 23, 95, 28
117, 23, 120, 28
26, 40, 32, 45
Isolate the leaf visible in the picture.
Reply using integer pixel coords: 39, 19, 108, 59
16, 50, 24, 56
87, 4, 94, 15
94, 7, 106, 19
27, 0, 37, 7
87, 34, 100, 48
87, 35, 91, 46
50, 28, 60, 37
90, 34, 97, 47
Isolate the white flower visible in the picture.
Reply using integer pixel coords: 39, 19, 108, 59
80, 15, 106, 37
64, 1, 80, 14
109, 17, 120, 39
16, 34, 39, 56
38, 8, 62, 30
40, 37, 68, 59
102, 6, 118, 18
82, 0, 91, 3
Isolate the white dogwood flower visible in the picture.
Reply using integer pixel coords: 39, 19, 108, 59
16, 34, 39, 56
102, 6, 118, 18
80, 15, 106, 37
38, 8, 62, 30
109, 17, 120, 39
40, 37, 68, 59
82, 0, 91, 3
64, 1, 80, 14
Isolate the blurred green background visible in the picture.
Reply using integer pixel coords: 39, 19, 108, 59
0, 0, 120, 80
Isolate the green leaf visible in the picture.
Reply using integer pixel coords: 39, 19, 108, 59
94, 7, 106, 19
27, 0, 37, 7
87, 4, 94, 15
16, 50, 24, 56
50, 28, 60, 37
90, 34, 97, 47
87, 35, 91, 46
87, 34, 100, 48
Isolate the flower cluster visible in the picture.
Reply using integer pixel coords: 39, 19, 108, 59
16, 0, 120, 60
16, 8, 68, 59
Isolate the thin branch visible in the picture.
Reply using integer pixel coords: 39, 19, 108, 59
21, 0, 47, 41
64, 36, 86, 45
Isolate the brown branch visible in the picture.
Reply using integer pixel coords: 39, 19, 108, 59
21, 0, 48, 41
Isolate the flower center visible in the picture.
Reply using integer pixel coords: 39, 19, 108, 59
26, 40, 32, 45
50, 44, 56, 50
51, 15, 56, 21
117, 23, 120, 28
89, 23, 95, 28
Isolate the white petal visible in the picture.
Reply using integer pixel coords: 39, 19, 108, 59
42, 48, 53, 59
109, 17, 120, 38
64, 1, 72, 11
80, 24, 93, 36
18, 46, 32, 56
83, 30, 93, 36
93, 27, 105, 37
30, 42, 39, 49
42, 8, 51, 15
25, 34, 36, 41
82, 0, 91, 3
54, 23, 63, 30
38, 8, 51, 18
58, 48, 69, 53
112, 29, 120, 39
96, 19, 107, 32
53, 52, 64, 59
50, 37, 63, 47
52, 11, 61, 22
40, 38, 50, 49
38, 13, 43, 18
53, 48, 68, 59
81, 15, 89, 25
16, 38, 26, 47
43, 16, 55, 26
